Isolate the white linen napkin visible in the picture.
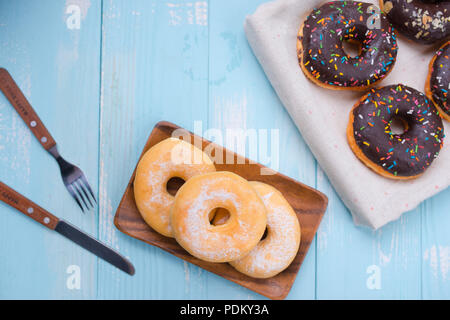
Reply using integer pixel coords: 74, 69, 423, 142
244, 0, 450, 229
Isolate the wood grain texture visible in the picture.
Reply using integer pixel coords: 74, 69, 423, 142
113, 121, 327, 300
207, 0, 319, 300
0, 0, 101, 299
0, 181, 60, 229
0, 0, 449, 299
0, 68, 56, 150
97, 0, 212, 299
316, 167, 422, 299
421, 189, 450, 299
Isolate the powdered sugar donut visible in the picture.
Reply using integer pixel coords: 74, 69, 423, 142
170, 171, 267, 263
134, 137, 215, 237
229, 182, 301, 279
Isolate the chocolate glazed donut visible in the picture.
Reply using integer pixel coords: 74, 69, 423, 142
298, 1, 398, 90
426, 41, 450, 121
380, 0, 450, 44
347, 84, 445, 179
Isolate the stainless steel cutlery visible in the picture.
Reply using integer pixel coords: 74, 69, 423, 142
0, 68, 96, 212
0, 181, 135, 275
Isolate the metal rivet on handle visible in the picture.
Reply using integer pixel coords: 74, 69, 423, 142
43, 217, 50, 224
30, 121, 36, 127
27, 207, 34, 214
41, 137, 47, 143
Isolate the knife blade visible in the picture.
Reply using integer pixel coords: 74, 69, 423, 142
55, 220, 135, 275
0, 181, 135, 276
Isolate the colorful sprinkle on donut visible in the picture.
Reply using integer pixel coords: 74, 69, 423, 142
426, 41, 450, 121
298, 1, 398, 90
348, 84, 445, 178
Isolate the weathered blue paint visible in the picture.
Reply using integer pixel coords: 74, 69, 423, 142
0, 0, 448, 299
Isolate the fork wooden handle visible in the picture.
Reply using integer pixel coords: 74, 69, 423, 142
0, 181, 59, 230
0, 68, 56, 151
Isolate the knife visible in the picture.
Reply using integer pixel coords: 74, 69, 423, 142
0, 181, 135, 276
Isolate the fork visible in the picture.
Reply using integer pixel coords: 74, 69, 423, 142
0, 68, 96, 212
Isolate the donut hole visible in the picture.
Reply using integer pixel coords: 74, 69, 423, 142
260, 227, 268, 241
166, 177, 186, 196
342, 39, 362, 58
390, 117, 409, 135
209, 207, 231, 226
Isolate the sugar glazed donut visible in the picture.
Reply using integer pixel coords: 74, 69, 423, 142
297, 1, 398, 90
347, 84, 445, 179
134, 138, 216, 237
170, 172, 267, 263
426, 41, 450, 121
229, 182, 301, 279
380, 0, 450, 44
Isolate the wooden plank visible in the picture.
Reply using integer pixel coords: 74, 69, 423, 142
113, 121, 326, 300
207, 0, 318, 299
97, 0, 210, 299
421, 188, 450, 299
1, 0, 448, 300
316, 167, 422, 299
0, 0, 101, 298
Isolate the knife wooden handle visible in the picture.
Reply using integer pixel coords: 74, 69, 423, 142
0, 68, 56, 151
0, 181, 59, 230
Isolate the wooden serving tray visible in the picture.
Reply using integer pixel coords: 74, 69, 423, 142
114, 121, 328, 299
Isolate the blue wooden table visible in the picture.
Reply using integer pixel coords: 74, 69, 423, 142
0, 0, 449, 300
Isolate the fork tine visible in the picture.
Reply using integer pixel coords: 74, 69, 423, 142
79, 174, 96, 204
72, 182, 90, 211
75, 178, 93, 208
67, 184, 85, 213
